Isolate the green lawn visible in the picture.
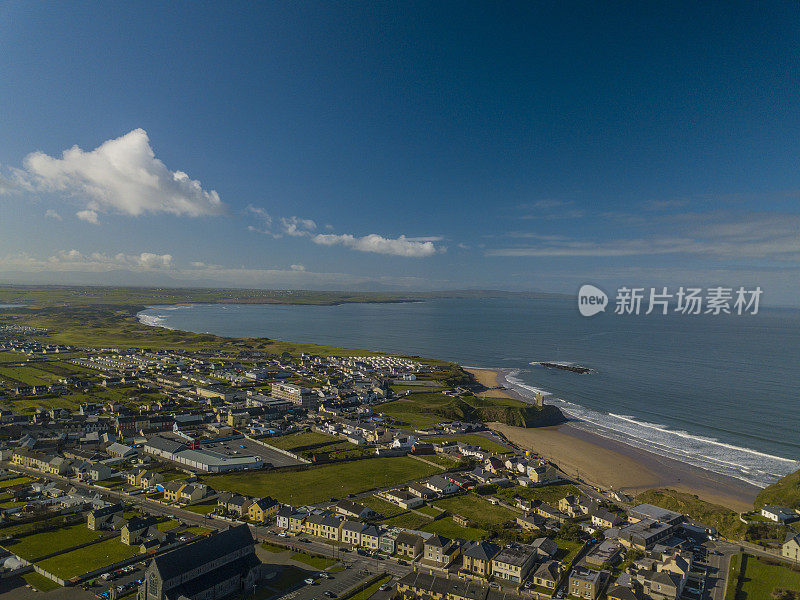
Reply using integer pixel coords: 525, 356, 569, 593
5, 523, 103, 560
358, 496, 405, 519
290, 552, 336, 570
262, 542, 288, 553
0, 476, 33, 488
183, 500, 217, 514
425, 435, 511, 454
22, 571, 61, 592
431, 494, 518, 528
205, 456, 441, 505
381, 512, 433, 530
733, 554, 800, 598
157, 519, 179, 531
184, 526, 212, 535
421, 517, 488, 541
481, 483, 580, 506
37, 537, 141, 580
414, 504, 442, 518
555, 540, 584, 565
267, 432, 339, 451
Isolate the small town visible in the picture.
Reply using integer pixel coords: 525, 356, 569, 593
0, 326, 796, 600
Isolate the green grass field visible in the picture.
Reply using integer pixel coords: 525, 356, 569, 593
424, 435, 511, 454
37, 536, 141, 580
358, 495, 405, 519
381, 512, 433, 530
479, 482, 579, 505
421, 517, 487, 541
184, 500, 217, 514
0, 476, 33, 488
290, 552, 336, 570
730, 554, 800, 599
22, 571, 61, 592
5, 522, 103, 560
431, 494, 518, 528
206, 456, 441, 505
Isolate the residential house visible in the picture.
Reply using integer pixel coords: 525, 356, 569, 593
248, 497, 279, 522
532, 560, 560, 592
423, 535, 461, 568
592, 509, 623, 529
569, 566, 607, 600
426, 475, 459, 496
122, 516, 158, 545
87, 503, 123, 530
335, 499, 375, 520
783, 533, 800, 561
761, 505, 799, 523
340, 521, 366, 546
396, 532, 425, 559
491, 544, 536, 584
460, 540, 500, 580
360, 525, 383, 550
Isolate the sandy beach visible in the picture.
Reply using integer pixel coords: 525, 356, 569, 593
469, 368, 760, 511
464, 367, 514, 399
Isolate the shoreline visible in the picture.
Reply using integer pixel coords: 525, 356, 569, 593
469, 367, 760, 511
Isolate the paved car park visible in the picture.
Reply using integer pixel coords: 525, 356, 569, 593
278, 567, 371, 600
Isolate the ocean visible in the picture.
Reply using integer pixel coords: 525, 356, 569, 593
137, 298, 800, 488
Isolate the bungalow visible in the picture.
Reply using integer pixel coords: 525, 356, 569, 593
516, 512, 545, 532
426, 475, 459, 496
535, 502, 569, 523
409, 482, 436, 499
761, 505, 799, 523
335, 499, 375, 520
532, 560, 560, 592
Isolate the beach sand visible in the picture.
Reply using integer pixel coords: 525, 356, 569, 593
464, 367, 514, 399
472, 368, 759, 512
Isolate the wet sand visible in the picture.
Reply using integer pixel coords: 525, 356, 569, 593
470, 368, 759, 511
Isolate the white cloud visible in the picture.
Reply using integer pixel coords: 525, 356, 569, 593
45, 209, 62, 221
312, 233, 438, 257
281, 216, 317, 237
19, 128, 223, 218
76, 209, 99, 224
245, 204, 272, 234
290, 264, 306, 271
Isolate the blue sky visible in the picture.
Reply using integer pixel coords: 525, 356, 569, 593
1, 1, 799, 303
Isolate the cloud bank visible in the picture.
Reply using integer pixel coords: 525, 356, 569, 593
19, 128, 223, 218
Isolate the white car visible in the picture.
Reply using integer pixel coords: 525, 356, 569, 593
304, 578, 315, 585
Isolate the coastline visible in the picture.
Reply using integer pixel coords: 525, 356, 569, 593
470, 367, 759, 511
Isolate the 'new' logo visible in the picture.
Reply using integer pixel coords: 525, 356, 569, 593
578, 284, 608, 317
